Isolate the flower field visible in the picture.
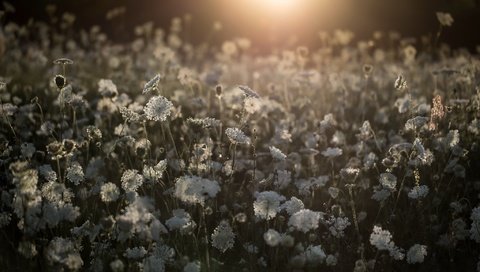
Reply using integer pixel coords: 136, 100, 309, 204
0, 5, 480, 271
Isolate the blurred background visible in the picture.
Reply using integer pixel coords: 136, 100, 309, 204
5, 0, 480, 51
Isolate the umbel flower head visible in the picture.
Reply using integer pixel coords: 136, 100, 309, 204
144, 95, 173, 122
143, 74, 161, 94
174, 175, 221, 206
225, 127, 250, 145
211, 220, 235, 253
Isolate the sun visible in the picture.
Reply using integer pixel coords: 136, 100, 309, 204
265, 0, 296, 9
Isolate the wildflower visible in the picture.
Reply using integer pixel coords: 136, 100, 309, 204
326, 255, 337, 266
264, 229, 282, 247
369, 226, 404, 260
110, 259, 125, 272
288, 209, 322, 233
53, 74, 66, 89
66, 161, 84, 185
143, 160, 167, 183
124, 246, 147, 259
174, 175, 220, 206
211, 220, 235, 253
408, 185, 429, 199
225, 127, 250, 145
406, 244, 427, 264
186, 117, 221, 128
100, 182, 120, 202
45, 237, 83, 270
119, 106, 141, 123
98, 79, 118, 97
274, 170, 292, 189
244, 96, 261, 114
470, 206, 480, 243
143, 74, 161, 94
327, 215, 351, 238
429, 95, 445, 130
269, 146, 287, 161
379, 173, 397, 191
120, 169, 144, 192
165, 209, 197, 234
237, 85, 260, 98
38, 164, 57, 182
322, 147, 342, 158
253, 191, 286, 220
305, 245, 326, 265
328, 187, 340, 199
144, 95, 173, 122
143, 243, 175, 271
280, 197, 305, 216
178, 68, 196, 85
436, 12, 454, 27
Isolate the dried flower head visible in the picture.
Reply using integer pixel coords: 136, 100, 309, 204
429, 95, 445, 131
54, 74, 66, 89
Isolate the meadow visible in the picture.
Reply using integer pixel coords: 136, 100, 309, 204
0, 6, 479, 271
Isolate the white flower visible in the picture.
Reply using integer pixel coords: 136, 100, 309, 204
305, 245, 326, 265
100, 182, 120, 202
144, 95, 173, 122
98, 79, 118, 97
326, 254, 337, 266
269, 146, 287, 161
288, 209, 322, 233
379, 173, 397, 191
470, 206, 480, 243
280, 197, 305, 216
406, 244, 427, 264
211, 220, 235, 253
436, 12, 454, 26
274, 170, 292, 189
66, 162, 84, 185
264, 229, 282, 247
121, 169, 144, 192
237, 85, 260, 98
369, 226, 404, 260
143, 160, 167, 182
124, 246, 147, 259
165, 209, 196, 234
253, 191, 286, 220
322, 147, 342, 158
408, 185, 429, 199
110, 259, 124, 272
225, 127, 250, 145
45, 237, 83, 270
143, 74, 161, 94
327, 215, 351, 238
174, 175, 220, 206
372, 187, 391, 202
328, 187, 339, 199
244, 97, 261, 114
